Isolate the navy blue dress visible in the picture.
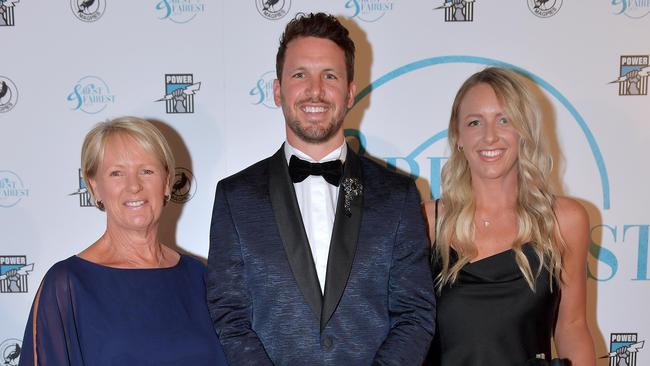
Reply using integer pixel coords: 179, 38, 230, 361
19, 255, 228, 366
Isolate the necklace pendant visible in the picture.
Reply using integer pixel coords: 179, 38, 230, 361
483, 220, 490, 227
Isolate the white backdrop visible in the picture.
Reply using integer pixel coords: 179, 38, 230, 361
1, 1, 649, 364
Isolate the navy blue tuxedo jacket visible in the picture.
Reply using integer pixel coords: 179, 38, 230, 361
207, 145, 435, 366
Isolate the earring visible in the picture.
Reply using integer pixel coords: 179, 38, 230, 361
96, 200, 105, 211
164, 194, 171, 205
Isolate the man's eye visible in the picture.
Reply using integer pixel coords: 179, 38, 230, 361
292, 72, 305, 78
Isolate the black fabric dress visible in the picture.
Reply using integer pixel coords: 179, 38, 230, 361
428, 243, 560, 366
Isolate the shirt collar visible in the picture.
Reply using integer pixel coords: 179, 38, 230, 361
284, 141, 347, 164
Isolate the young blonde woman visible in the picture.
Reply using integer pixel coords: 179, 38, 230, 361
425, 67, 595, 365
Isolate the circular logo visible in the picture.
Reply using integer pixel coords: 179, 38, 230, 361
345, 0, 394, 23
249, 71, 278, 109
70, 0, 106, 22
0, 338, 22, 366
528, 0, 562, 18
0, 171, 29, 208
0, 76, 18, 113
155, 0, 205, 24
171, 167, 196, 204
255, 0, 290, 20
67, 76, 115, 114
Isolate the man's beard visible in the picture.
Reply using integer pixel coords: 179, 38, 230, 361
286, 116, 344, 144
284, 98, 348, 144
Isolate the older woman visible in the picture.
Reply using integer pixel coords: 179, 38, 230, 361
19, 117, 228, 365
424, 68, 595, 365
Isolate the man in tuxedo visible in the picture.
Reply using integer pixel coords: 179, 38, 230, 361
207, 12, 435, 365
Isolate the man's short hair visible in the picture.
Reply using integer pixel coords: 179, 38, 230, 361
276, 12, 355, 84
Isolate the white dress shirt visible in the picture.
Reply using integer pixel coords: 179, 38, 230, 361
284, 141, 347, 293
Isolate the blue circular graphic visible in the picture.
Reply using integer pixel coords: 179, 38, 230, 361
351, 55, 610, 209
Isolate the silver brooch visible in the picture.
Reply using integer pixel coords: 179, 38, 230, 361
342, 177, 363, 217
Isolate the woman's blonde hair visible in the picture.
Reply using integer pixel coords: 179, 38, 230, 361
81, 116, 175, 211
434, 67, 564, 291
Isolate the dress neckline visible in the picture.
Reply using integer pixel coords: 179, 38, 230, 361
72, 254, 184, 271
464, 242, 532, 265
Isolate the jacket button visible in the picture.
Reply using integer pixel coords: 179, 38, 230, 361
322, 336, 333, 351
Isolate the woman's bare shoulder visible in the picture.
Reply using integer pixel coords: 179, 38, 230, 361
553, 196, 589, 227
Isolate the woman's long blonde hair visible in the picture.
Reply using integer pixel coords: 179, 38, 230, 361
434, 67, 565, 292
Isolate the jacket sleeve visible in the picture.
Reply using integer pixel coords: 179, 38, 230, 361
372, 180, 436, 366
206, 181, 273, 366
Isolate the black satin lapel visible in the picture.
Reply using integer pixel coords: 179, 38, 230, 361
321, 146, 363, 331
268, 146, 322, 320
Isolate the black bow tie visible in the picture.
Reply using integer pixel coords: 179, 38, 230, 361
288, 155, 343, 186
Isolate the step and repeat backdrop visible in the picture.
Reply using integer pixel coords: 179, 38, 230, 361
1, 1, 648, 364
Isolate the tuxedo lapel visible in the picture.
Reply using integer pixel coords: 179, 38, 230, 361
321, 146, 363, 331
268, 146, 323, 320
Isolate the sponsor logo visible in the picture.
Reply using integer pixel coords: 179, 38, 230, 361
0, 338, 21, 366
345, 0, 394, 22
605, 333, 644, 366
0, 256, 33, 293
67, 76, 116, 114
0, 171, 29, 208
0, 76, 18, 113
250, 71, 278, 109
610, 55, 649, 96
69, 169, 93, 207
527, 0, 562, 18
255, 0, 290, 20
155, 0, 205, 24
156, 74, 200, 114
170, 167, 196, 204
612, 0, 650, 19
435, 0, 474, 22
0, 0, 19, 27
70, 0, 105, 22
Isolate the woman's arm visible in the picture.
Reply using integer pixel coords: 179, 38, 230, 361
553, 197, 596, 366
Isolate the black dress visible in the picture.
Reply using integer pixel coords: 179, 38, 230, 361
429, 243, 560, 366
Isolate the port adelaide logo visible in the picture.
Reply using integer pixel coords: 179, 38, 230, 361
70, 0, 105, 22
435, 0, 474, 22
171, 167, 196, 204
0, 0, 19, 27
156, 74, 201, 114
69, 169, 93, 207
605, 333, 645, 366
255, 0, 290, 20
0, 256, 33, 293
0, 338, 21, 366
527, 0, 562, 18
610, 55, 649, 96
0, 76, 18, 113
